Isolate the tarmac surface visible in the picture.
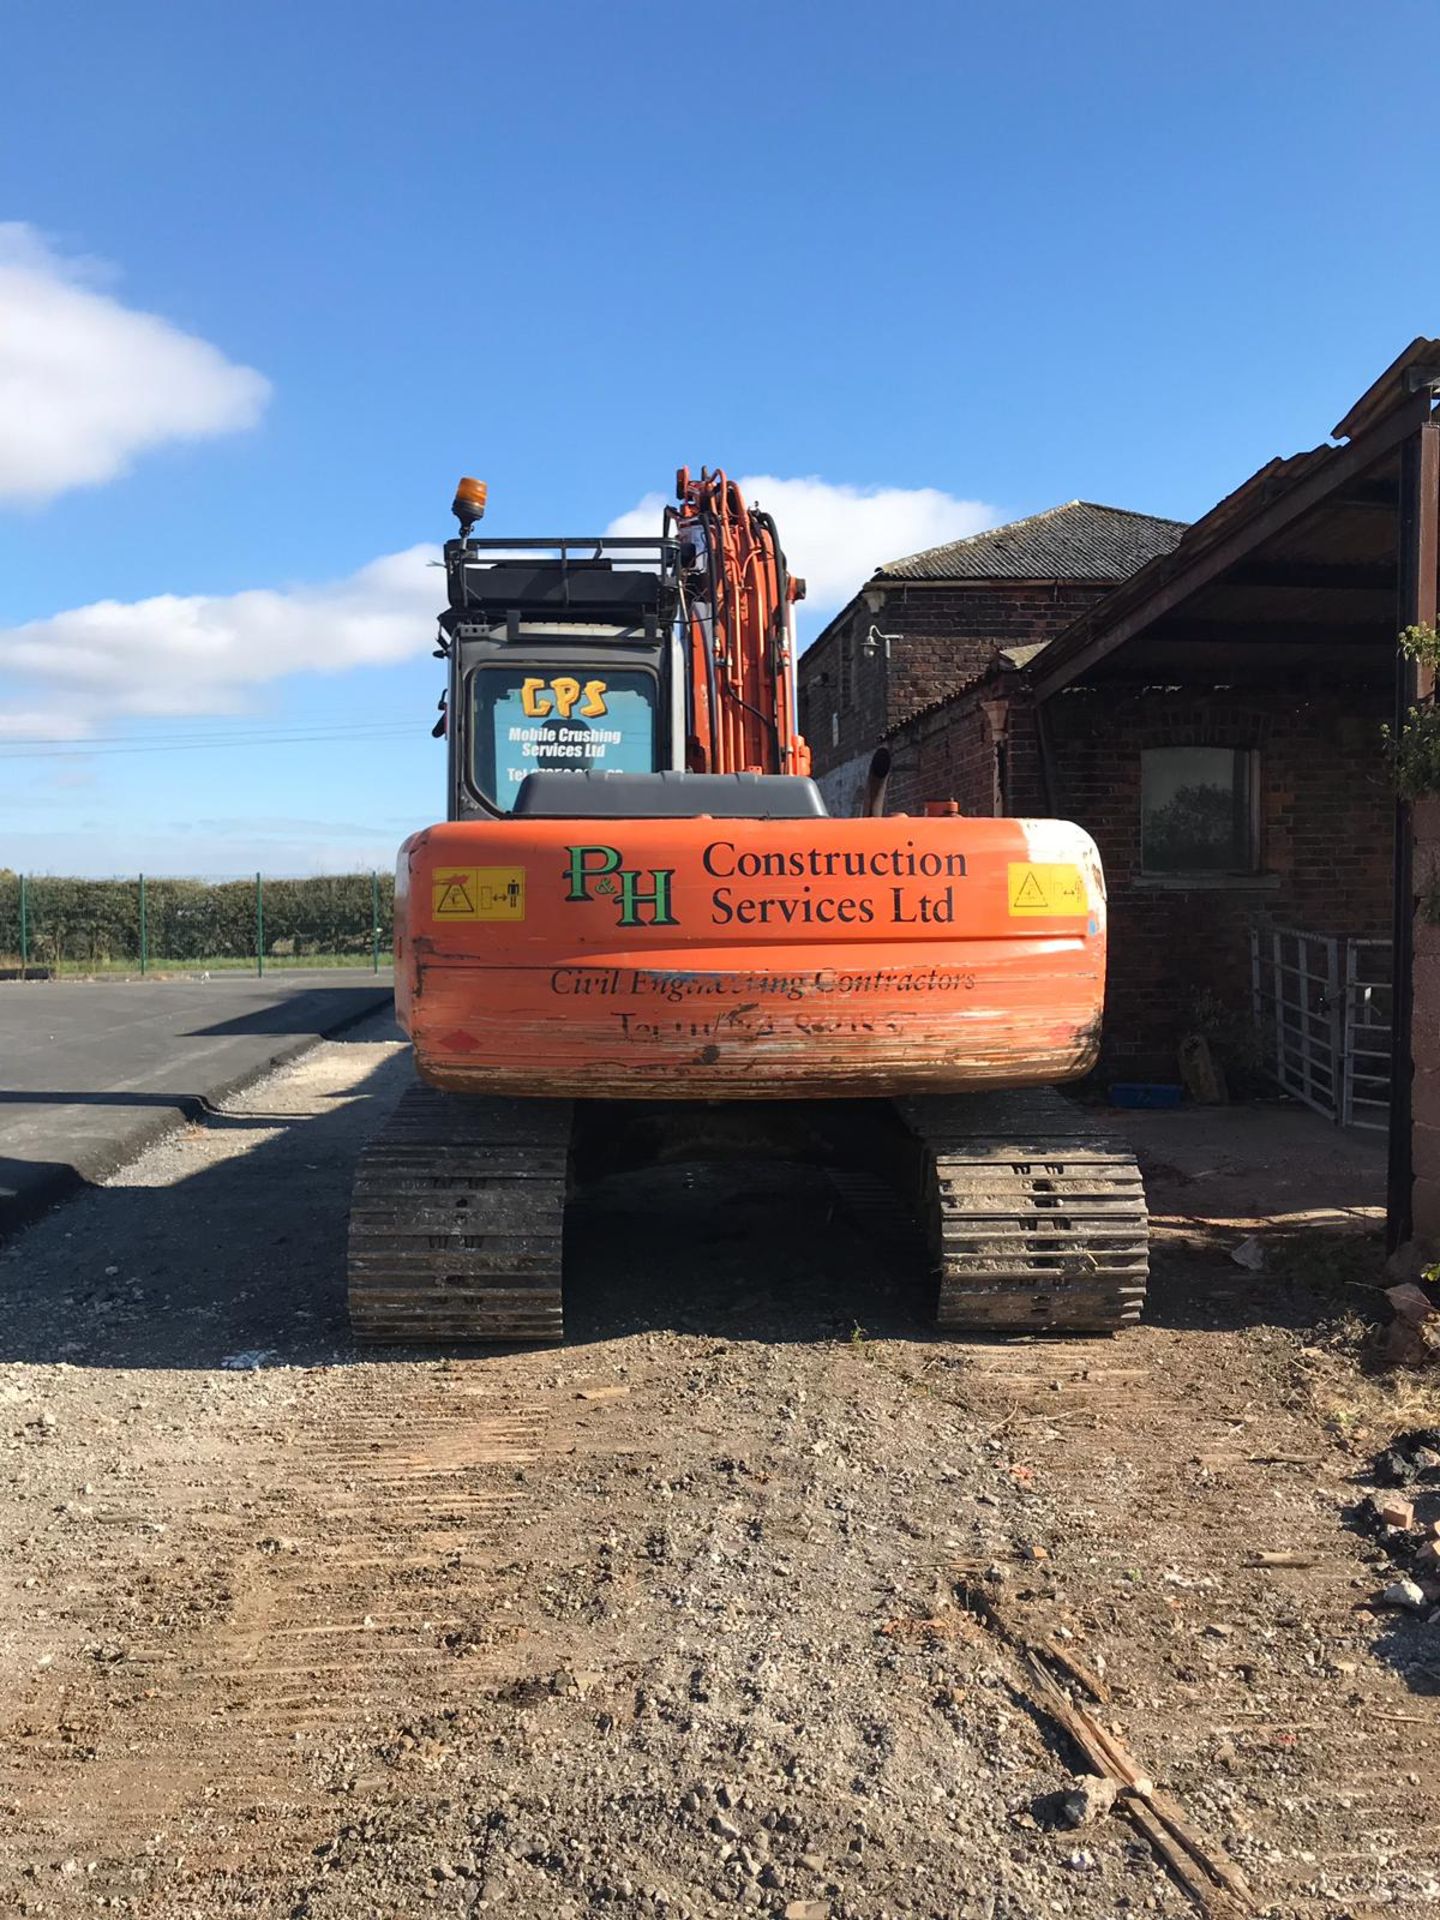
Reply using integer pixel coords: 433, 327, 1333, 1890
0, 971, 394, 1231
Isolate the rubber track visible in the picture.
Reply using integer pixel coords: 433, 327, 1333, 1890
348, 1085, 572, 1344
897, 1088, 1149, 1334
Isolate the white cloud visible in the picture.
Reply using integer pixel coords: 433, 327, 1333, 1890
0, 708, 91, 740
607, 475, 998, 621
0, 223, 270, 504
0, 545, 442, 734
0, 476, 997, 741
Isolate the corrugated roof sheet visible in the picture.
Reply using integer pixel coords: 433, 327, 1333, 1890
997, 640, 1049, 671
875, 500, 1187, 582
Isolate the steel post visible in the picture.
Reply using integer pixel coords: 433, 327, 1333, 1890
1388, 420, 1440, 1250
139, 873, 147, 976
1323, 935, 1342, 1124
256, 872, 264, 978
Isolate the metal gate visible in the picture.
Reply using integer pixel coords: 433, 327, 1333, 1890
1249, 928, 1392, 1130
1342, 938, 1393, 1130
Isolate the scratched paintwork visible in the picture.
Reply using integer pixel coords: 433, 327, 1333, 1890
395, 815, 1109, 1101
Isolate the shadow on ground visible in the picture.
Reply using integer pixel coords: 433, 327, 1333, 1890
0, 1035, 1399, 1369
1368, 1600, 1440, 1696
0, 1090, 289, 1120
1143, 1227, 1388, 1337
180, 983, 392, 1039
0, 1031, 412, 1371
0, 1030, 941, 1371
565, 1161, 935, 1345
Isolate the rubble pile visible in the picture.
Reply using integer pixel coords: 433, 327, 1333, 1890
1358, 1428, 1440, 1613
1382, 1280, 1440, 1366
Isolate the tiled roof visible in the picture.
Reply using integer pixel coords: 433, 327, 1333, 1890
876, 501, 1188, 582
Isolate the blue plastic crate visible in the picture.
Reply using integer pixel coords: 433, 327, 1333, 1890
1108, 1082, 1184, 1110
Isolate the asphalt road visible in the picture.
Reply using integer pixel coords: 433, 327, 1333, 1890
0, 971, 394, 1231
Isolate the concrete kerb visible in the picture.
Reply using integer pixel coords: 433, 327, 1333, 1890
0, 983, 395, 1237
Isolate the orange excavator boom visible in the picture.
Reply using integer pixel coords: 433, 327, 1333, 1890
669, 467, 811, 778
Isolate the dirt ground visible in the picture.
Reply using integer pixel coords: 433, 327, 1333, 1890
2, 1012, 1437, 1919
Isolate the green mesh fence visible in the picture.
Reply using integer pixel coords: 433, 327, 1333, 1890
0, 871, 394, 976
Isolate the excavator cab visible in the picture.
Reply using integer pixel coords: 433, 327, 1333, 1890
438, 533, 686, 817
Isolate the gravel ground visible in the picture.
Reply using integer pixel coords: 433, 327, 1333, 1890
1, 1012, 1437, 1918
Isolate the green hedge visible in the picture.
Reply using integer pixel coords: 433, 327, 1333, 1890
0, 872, 394, 969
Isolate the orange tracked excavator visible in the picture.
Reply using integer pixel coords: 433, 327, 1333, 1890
347, 472, 1148, 1341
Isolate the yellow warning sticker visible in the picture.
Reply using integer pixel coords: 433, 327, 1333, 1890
431, 867, 526, 922
1007, 862, 1087, 917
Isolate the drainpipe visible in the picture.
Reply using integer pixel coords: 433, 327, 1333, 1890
862, 747, 892, 817
979, 694, 1011, 815
1034, 694, 1059, 815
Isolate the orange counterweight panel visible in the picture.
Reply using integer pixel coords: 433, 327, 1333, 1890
395, 815, 1108, 1100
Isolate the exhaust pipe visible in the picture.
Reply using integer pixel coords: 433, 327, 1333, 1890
862, 746, 892, 817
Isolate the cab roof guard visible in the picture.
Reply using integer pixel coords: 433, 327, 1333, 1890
443, 534, 681, 638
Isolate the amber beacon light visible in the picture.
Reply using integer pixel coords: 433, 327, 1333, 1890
451, 476, 488, 533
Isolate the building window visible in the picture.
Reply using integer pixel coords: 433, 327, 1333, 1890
1140, 747, 1258, 874
831, 711, 840, 748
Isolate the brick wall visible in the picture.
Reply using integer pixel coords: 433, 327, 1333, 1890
887, 697, 998, 816
885, 675, 1047, 819
799, 604, 889, 773
888, 678, 1394, 1079
800, 580, 1112, 781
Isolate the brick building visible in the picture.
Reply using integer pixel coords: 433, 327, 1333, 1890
876, 345, 1440, 1208
798, 502, 1186, 815
797, 342, 1440, 1257
890, 677, 1391, 1083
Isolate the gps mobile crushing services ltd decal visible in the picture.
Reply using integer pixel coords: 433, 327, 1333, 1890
490, 674, 656, 795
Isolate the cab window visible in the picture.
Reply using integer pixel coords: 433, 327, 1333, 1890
470, 666, 659, 809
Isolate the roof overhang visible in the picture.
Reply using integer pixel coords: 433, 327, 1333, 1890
1033, 340, 1440, 698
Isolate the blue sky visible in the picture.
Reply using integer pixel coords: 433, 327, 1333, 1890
2, 0, 1437, 874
